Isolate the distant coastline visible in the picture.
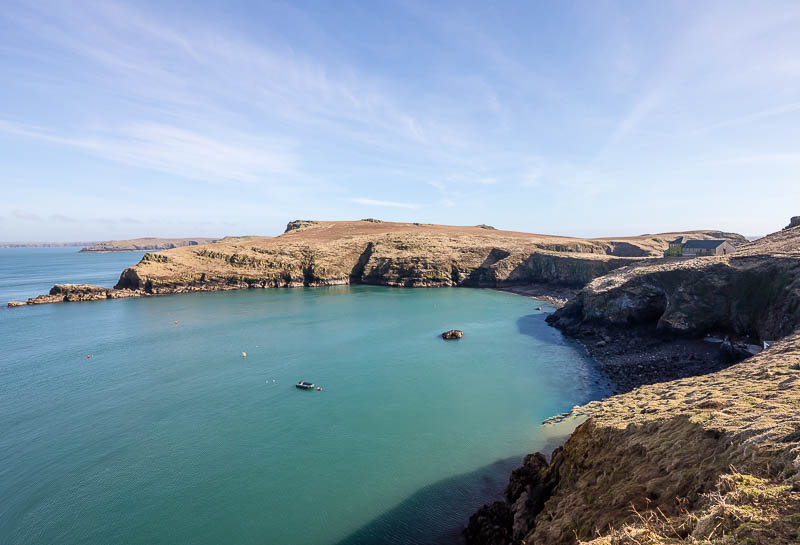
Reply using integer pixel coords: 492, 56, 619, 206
79, 237, 220, 252
0, 241, 99, 248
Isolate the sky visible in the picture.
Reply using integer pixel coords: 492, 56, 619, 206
1, 0, 799, 241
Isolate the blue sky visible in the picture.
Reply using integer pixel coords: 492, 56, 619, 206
1, 0, 799, 240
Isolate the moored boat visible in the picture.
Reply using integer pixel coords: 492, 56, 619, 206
296, 381, 315, 390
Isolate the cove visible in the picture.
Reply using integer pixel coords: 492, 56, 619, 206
0, 283, 607, 544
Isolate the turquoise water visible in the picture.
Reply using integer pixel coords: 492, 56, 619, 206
0, 249, 606, 544
0, 247, 145, 303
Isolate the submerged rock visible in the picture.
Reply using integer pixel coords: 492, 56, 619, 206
441, 329, 463, 340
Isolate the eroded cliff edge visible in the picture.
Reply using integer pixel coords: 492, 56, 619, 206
104, 222, 745, 292
10, 220, 745, 306
465, 222, 800, 545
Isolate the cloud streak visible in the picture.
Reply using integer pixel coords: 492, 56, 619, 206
0, 120, 296, 183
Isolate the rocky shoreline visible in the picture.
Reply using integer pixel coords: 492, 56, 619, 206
8, 220, 743, 308
463, 220, 800, 545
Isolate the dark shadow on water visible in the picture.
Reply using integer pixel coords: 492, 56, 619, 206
331, 456, 518, 545
516, 312, 553, 340
332, 438, 567, 545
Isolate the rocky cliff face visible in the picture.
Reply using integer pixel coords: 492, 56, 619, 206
466, 221, 800, 545
548, 227, 800, 342
111, 221, 744, 295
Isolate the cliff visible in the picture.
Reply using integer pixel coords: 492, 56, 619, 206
548, 224, 800, 342
467, 222, 800, 545
110, 221, 743, 294
80, 237, 220, 252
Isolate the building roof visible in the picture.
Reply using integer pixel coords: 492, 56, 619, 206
669, 236, 687, 245
682, 239, 730, 249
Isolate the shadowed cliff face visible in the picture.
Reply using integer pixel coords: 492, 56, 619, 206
112, 221, 745, 294
549, 226, 800, 342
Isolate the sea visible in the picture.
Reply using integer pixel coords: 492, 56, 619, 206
0, 247, 607, 544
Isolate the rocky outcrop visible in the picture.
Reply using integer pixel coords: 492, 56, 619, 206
24, 284, 146, 304
548, 256, 800, 343
468, 221, 800, 544
441, 329, 463, 340
465, 452, 553, 544
785, 216, 800, 230
284, 220, 320, 233
7, 301, 26, 307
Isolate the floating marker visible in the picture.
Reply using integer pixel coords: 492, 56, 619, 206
242, 352, 247, 358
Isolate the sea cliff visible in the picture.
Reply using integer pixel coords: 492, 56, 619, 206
10, 220, 743, 305
465, 221, 800, 545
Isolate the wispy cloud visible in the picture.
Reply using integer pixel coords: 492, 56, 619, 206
0, 119, 296, 183
350, 198, 420, 209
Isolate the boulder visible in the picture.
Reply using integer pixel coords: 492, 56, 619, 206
441, 329, 463, 340
463, 501, 513, 545
785, 216, 800, 230
719, 339, 753, 363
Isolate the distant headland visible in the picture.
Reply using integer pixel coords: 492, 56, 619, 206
79, 237, 220, 252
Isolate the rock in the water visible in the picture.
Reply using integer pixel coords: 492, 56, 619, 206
441, 329, 463, 340
23, 284, 148, 306
7, 301, 26, 307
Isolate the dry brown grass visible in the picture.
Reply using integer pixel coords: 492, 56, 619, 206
581, 468, 800, 545
115, 220, 745, 293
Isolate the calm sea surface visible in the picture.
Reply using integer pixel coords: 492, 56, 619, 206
0, 248, 606, 544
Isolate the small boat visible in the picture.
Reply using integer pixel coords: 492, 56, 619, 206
296, 381, 315, 390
